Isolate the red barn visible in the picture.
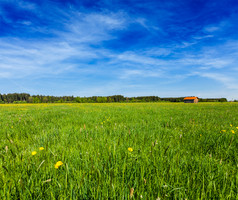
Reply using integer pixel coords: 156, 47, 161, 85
184, 97, 199, 103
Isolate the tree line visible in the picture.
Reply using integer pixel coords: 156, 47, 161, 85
0, 93, 228, 103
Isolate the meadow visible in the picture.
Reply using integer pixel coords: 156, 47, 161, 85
0, 102, 238, 199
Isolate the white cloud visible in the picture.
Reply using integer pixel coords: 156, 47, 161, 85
17, 1, 37, 10
116, 51, 167, 66
195, 72, 238, 90
193, 35, 214, 40
120, 69, 164, 79
204, 26, 220, 32
58, 11, 128, 44
0, 10, 131, 79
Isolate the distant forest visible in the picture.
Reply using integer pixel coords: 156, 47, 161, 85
0, 93, 228, 103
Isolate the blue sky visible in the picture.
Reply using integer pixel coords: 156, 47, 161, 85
0, 0, 238, 99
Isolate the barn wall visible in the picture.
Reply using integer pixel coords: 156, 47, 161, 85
184, 100, 194, 103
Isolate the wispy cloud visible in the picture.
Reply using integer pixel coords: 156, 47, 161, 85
120, 69, 164, 79
0, 10, 130, 78
195, 72, 238, 90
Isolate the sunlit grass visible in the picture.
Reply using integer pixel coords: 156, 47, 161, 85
0, 102, 238, 199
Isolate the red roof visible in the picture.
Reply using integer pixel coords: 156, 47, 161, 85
184, 97, 198, 100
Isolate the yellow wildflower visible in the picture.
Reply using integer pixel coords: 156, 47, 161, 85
128, 147, 133, 152
236, 127, 238, 129
55, 161, 63, 169
231, 130, 235, 134
39, 147, 44, 151
32, 151, 37, 156
221, 130, 226, 133
230, 124, 232, 127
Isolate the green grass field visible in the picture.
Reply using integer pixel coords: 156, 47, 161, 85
0, 103, 238, 199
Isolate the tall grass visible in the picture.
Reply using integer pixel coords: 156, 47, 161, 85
0, 103, 238, 199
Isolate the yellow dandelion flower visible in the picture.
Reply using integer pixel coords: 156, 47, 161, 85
200, 134, 202, 137
236, 127, 238, 129
221, 130, 226, 133
39, 147, 44, 151
231, 130, 235, 134
128, 147, 133, 152
230, 124, 232, 127
32, 151, 37, 156
55, 161, 63, 169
